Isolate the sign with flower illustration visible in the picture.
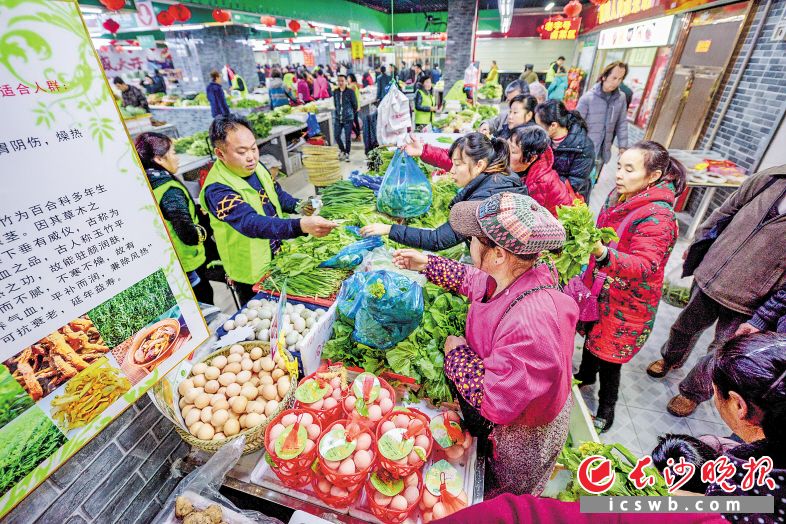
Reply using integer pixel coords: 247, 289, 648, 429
0, 0, 209, 517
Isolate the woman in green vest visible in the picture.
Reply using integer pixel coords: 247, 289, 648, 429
134, 132, 213, 304
230, 72, 248, 99
414, 75, 437, 132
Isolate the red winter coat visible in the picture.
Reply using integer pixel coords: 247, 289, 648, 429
585, 182, 678, 363
420, 143, 452, 171
518, 146, 579, 216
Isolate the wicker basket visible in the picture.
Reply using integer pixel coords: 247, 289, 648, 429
302, 144, 339, 157
174, 341, 298, 455
303, 145, 342, 186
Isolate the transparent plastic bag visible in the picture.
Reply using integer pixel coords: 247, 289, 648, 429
336, 270, 424, 350
360, 247, 428, 287
319, 236, 384, 270
377, 149, 432, 219
151, 437, 282, 524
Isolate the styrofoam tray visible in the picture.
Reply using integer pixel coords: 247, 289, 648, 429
248, 400, 479, 524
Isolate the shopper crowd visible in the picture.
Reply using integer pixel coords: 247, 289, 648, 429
130, 55, 785, 523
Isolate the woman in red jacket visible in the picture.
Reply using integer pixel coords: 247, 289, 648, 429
509, 125, 579, 216
574, 141, 686, 432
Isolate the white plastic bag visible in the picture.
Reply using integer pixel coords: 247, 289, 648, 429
151, 437, 282, 524
376, 86, 412, 146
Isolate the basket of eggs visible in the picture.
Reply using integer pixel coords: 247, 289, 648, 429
175, 341, 298, 454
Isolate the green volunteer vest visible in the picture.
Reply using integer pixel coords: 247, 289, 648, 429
198, 160, 284, 285
414, 89, 435, 125
153, 180, 206, 273
231, 74, 248, 98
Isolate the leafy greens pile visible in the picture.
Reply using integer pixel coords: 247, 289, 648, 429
553, 200, 619, 284
557, 441, 668, 501
174, 131, 210, 156
323, 282, 468, 404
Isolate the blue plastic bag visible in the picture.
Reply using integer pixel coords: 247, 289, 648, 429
306, 112, 321, 137
376, 150, 432, 219
319, 236, 383, 269
336, 270, 424, 350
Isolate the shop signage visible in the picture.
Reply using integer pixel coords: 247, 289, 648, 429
303, 49, 316, 68
695, 39, 712, 52
0, 1, 208, 517
598, 15, 674, 49
597, 0, 661, 25
538, 17, 581, 40
351, 40, 364, 60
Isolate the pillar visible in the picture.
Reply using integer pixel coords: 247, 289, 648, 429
166, 25, 258, 93
443, 0, 479, 92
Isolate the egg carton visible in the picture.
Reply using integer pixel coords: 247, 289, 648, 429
247, 400, 479, 524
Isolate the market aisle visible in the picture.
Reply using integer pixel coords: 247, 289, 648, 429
575, 150, 727, 456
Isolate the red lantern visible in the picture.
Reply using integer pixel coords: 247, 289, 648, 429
170, 4, 191, 22
288, 20, 301, 34
156, 10, 174, 26
212, 9, 231, 23
260, 15, 276, 27
99, 0, 125, 11
102, 18, 120, 34
563, 0, 582, 18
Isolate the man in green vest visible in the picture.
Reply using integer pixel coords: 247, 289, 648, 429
545, 56, 566, 87
413, 75, 437, 131
199, 114, 337, 302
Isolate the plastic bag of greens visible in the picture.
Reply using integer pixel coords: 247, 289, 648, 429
376, 149, 432, 218
360, 247, 428, 287
319, 236, 384, 269
337, 270, 424, 350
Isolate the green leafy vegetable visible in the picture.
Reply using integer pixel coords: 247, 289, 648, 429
552, 200, 619, 284
0, 366, 34, 430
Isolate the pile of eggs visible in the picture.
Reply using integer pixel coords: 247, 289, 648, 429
420, 483, 468, 522
366, 471, 422, 522
294, 374, 346, 420
343, 376, 395, 425
178, 344, 292, 441
266, 409, 323, 488
221, 299, 327, 353
267, 411, 322, 457
318, 420, 376, 485
377, 410, 432, 474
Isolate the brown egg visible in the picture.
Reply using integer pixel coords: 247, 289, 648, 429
211, 355, 228, 369
264, 399, 279, 417
224, 362, 242, 375
224, 418, 240, 436
261, 384, 278, 401
241, 384, 259, 400
230, 395, 248, 414
204, 366, 220, 381
218, 372, 236, 386
199, 406, 213, 424
194, 393, 210, 409
204, 380, 220, 394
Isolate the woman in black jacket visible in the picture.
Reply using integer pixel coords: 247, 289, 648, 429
534, 100, 596, 203
360, 132, 527, 252
134, 132, 213, 304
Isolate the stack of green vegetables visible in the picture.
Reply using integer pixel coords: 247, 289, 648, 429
246, 111, 273, 138
230, 98, 261, 109
173, 131, 210, 156
551, 200, 619, 284
323, 282, 468, 404
477, 83, 503, 100
120, 105, 147, 119
474, 104, 499, 121
320, 181, 378, 220
556, 441, 668, 500
175, 93, 210, 107
258, 227, 360, 298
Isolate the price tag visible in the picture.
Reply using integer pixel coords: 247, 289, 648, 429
352, 372, 380, 403
295, 379, 329, 404
370, 472, 404, 497
430, 413, 464, 449
274, 424, 307, 459
319, 427, 357, 461
378, 427, 414, 460
425, 460, 463, 497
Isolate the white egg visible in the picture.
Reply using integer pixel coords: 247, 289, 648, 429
223, 320, 235, 331
259, 318, 271, 330
315, 309, 326, 317
258, 329, 270, 342
247, 299, 261, 309
246, 309, 259, 320
285, 331, 298, 346
234, 314, 248, 327
259, 308, 273, 320
305, 317, 315, 329
293, 317, 306, 333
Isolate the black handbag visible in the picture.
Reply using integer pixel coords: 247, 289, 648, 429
682, 177, 777, 278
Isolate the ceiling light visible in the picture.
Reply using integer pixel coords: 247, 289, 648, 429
80, 5, 103, 14
161, 24, 205, 32
397, 31, 432, 37
545, 2, 555, 10
476, 30, 493, 35
252, 24, 287, 32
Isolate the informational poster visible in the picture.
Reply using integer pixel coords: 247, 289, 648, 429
0, 1, 209, 517
635, 47, 673, 129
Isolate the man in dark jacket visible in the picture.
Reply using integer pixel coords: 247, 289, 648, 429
735, 285, 786, 335
333, 74, 358, 162
648, 165, 786, 416
151, 69, 167, 94
113, 77, 149, 111
376, 66, 392, 102
206, 70, 230, 118
576, 61, 629, 176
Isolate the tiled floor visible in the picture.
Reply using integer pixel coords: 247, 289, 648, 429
211, 141, 732, 455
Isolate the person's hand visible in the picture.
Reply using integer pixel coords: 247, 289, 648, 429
360, 223, 391, 237
392, 249, 429, 272
734, 322, 761, 338
402, 133, 424, 157
478, 122, 491, 137
431, 107, 437, 112
300, 216, 338, 237
444, 335, 468, 355
591, 240, 607, 258
298, 199, 315, 216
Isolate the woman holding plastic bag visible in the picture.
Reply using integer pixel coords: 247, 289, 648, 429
393, 193, 578, 497
361, 133, 527, 252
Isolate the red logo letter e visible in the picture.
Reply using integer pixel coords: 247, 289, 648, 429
578, 455, 616, 494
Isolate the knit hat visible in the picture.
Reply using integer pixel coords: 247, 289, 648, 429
449, 193, 566, 255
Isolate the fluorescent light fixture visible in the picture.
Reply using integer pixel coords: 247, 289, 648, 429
545, 2, 555, 10
308, 21, 337, 29
252, 24, 286, 32
292, 36, 325, 43
80, 5, 103, 14
476, 30, 493, 35
397, 31, 431, 37
121, 45, 142, 50
161, 24, 205, 32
